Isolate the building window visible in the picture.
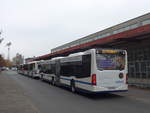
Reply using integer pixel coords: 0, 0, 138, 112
141, 62, 146, 78
147, 62, 150, 78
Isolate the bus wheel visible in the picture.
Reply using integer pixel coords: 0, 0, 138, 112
41, 75, 44, 81
71, 80, 76, 93
52, 77, 55, 86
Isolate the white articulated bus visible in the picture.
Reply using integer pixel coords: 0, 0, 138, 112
39, 57, 64, 84
22, 64, 29, 75
40, 48, 128, 93
27, 61, 41, 78
17, 64, 28, 75
17, 64, 24, 74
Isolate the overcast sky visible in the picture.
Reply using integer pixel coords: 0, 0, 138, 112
0, 0, 150, 60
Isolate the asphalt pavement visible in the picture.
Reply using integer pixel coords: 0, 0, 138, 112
0, 70, 150, 113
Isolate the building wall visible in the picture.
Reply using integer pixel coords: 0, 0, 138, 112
51, 13, 150, 53
12, 53, 24, 66
110, 37, 150, 87
127, 40, 150, 87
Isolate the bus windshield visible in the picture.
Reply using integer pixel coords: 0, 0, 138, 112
96, 51, 125, 70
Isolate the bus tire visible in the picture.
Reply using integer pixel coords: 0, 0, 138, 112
52, 77, 55, 86
41, 74, 44, 81
71, 80, 76, 93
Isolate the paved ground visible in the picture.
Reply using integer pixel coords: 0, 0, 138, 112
0, 71, 41, 113
0, 70, 150, 113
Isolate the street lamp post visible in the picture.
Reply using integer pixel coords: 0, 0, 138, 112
6, 42, 12, 61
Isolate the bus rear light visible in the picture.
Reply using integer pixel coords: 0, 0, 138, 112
91, 74, 96, 85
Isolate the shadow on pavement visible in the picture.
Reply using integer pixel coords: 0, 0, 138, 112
14, 72, 125, 100
58, 85, 124, 100
77, 92, 124, 100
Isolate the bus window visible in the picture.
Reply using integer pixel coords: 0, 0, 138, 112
81, 54, 91, 78
60, 54, 91, 78
96, 51, 125, 70
60, 63, 73, 77
40, 63, 53, 74
51, 64, 56, 74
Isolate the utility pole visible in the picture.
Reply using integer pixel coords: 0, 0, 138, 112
6, 42, 12, 61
